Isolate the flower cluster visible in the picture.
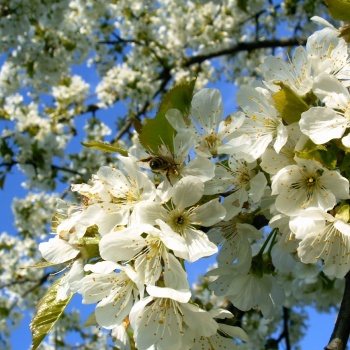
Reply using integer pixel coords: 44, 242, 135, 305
36, 15, 350, 349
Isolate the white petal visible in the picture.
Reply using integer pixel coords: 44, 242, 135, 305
39, 237, 80, 264
192, 199, 226, 226
273, 123, 288, 153
183, 227, 218, 262
95, 287, 134, 329
181, 303, 218, 337
173, 176, 204, 208
166, 108, 196, 133
222, 190, 247, 220
181, 157, 215, 181
111, 324, 131, 350
99, 227, 146, 262
84, 261, 122, 273
249, 171, 267, 203
156, 219, 188, 256
219, 324, 249, 342
163, 252, 189, 290
300, 107, 347, 144
146, 285, 191, 303
131, 202, 167, 225
79, 273, 114, 304
191, 88, 223, 132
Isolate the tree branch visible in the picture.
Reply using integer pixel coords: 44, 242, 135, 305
183, 37, 307, 67
282, 307, 291, 350
325, 271, 350, 350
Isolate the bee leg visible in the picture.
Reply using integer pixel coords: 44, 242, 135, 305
165, 169, 173, 186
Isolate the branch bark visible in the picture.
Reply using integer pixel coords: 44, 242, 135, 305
183, 37, 307, 67
325, 272, 350, 350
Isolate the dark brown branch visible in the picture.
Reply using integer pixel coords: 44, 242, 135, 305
183, 37, 307, 67
282, 307, 291, 350
325, 271, 350, 350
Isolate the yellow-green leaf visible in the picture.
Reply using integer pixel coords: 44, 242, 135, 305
326, 0, 350, 21
335, 204, 350, 222
30, 276, 74, 350
272, 81, 310, 124
139, 79, 196, 154
296, 139, 338, 169
81, 140, 128, 156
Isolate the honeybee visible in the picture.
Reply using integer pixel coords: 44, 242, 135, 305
140, 155, 179, 184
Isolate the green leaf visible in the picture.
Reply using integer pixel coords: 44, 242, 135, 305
76, 236, 101, 260
0, 139, 14, 157
296, 139, 338, 168
139, 79, 196, 154
335, 204, 350, 222
81, 140, 128, 156
340, 152, 350, 178
237, 0, 248, 12
30, 276, 74, 350
326, 0, 350, 21
134, 118, 143, 134
272, 81, 310, 124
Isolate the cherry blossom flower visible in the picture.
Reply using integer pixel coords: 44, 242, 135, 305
129, 285, 218, 350
300, 73, 350, 147
291, 209, 350, 278
79, 261, 143, 329
271, 158, 349, 216
231, 85, 288, 161
99, 224, 189, 290
71, 156, 157, 234
132, 176, 226, 262
166, 88, 249, 158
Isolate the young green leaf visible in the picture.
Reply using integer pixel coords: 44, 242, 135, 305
326, 0, 350, 21
81, 140, 128, 156
296, 139, 338, 169
272, 81, 310, 124
139, 79, 196, 154
30, 276, 74, 350
335, 203, 350, 223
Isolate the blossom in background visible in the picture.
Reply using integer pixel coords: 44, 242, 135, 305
208, 267, 283, 319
